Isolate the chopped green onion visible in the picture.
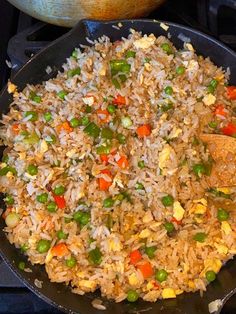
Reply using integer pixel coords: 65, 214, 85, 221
161, 195, 174, 207
155, 269, 168, 282
144, 246, 157, 259
217, 208, 229, 221
57, 229, 68, 240
45, 134, 56, 144
107, 104, 116, 114
65, 256, 77, 268
135, 182, 144, 190
160, 102, 173, 112
83, 122, 100, 138
96, 144, 111, 155
20, 244, 29, 252
57, 90, 68, 100
18, 261, 25, 270
36, 239, 51, 253
117, 133, 126, 144
207, 79, 218, 94
0, 166, 17, 176
44, 112, 52, 122
208, 188, 231, 199
69, 118, 80, 128
53, 185, 65, 196
127, 290, 139, 302
101, 127, 114, 139
88, 247, 102, 265
110, 59, 131, 76
47, 202, 57, 213
126, 50, 136, 59
164, 86, 173, 95
36, 193, 48, 204
161, 43, 173, 55
24, 111, 38, 122
67, 67, 81, 78
27, 164, 38, 176
29, 91, 41, 103
85, 105, 92, 113
4, 194, 14, 205
23, 132, 40, 144
138, 160, 145, 169
121, 116, 132, 128
78, 116, 90, 126
71, 50, 78, 58
192, 163, 206, 177
144, 57, 151, 63
112, 78, 121, 89
103, 197, 114, 208
2, 155, 9, 163
208, 121, 218, 129
193, 232, 207, 243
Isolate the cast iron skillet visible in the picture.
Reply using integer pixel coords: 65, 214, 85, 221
0, 19, 236, 314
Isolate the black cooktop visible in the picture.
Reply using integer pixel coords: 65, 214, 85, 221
0, 0, 236, 313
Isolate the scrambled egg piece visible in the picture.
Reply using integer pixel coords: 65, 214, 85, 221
203, 258, 222, 274
214, 74, 224, 81
7, 82, 17, 94
39, 140, 48, 154
173, 201, 185, 221
133, 36, 155, 49
139, 229, 151, 239
144, 62, 152, 72
216, 187, 231, 194
221, 221, 232, 235
203, 94, 216, 106
79, 280, 97, 290
188, 280, 195, 289
82, 96, 94, 106
66, 148, 77, 158
108, 238, 122, 252
191, 199, 207, 215
214, 243, 228, 255
162, 288, 176, 299
169, 127, 182, 139
128, 273, 140, 286
185, 43, 194, 51
142, 211, 153, 223
159, 144, 171, 171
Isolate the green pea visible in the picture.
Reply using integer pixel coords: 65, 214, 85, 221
101, 128, 114, 140
36, 239, 51, 253
96, 144, 111, 155
0, 166, 17, 176
135, 182, 144, 190
192, 163, 206, 177
205, 270, 216, 282
164, 222, 175, 233
103, 197, 114, 208
45, 134, 56, 144
70, 118, 80, 128
71, 50, 78, 58
161, 43, 173, 55
127, 290, 139, 302
176, 66, 185, 75
88, 247, 102, 265
79, 116, 90, 126
29, 92, 41, 103
117, 133, 126, 144
24, 111, 38, 122
47, 202, 57, 213
67, 67, 81, 78
2, 155, 9, 163
65, 256, 77, 268
27, 164, 38, 176
43, 112, 52, 122
208, 121, 217, 129
18, 261, 25, 271
36, 193, 48, 204
144, 57, 151, 63
84, 122, 100, 138
138, 160, 145, 169
80, 212, 91, 226
57, 90, 68, 100
144, 246, 157, 259
161, 195, 174, 207
107, 104, 116, 114
164, 86, 173, 95
57, 230, 68, 240
4, 194, 14, 205
155, 269, 168, 282
20, 244, 29, 252
217, 208, 229, 221
207, 79, 218, 93
193, 232, 207, 243
126, 50, 136, 59
53, 185, 65, 196
85, 105, 92, 113
64, 217, 72, 223
73, 211, 83, 222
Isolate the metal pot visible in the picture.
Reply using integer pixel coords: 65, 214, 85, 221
7, 0, 165, 27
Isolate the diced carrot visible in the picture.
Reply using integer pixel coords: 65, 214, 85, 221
98, 169, 112, 191
12, 124, 20, 135
221, 122, 236, 136
171, 217, 182, 225
226, 86, 236, 100
214, 104, 228, 118
51, 243, 69, 257
117, 155, 129, 169
97, 109, 110, 123
113, 94, 126, 106
100, 154, 109, 165
153, 281, 160, 289
130, 249, 142, 265
53, 194, 66, 209
136, 124, 152, 137
56, 121, 73, 133
137, 261, 154, 279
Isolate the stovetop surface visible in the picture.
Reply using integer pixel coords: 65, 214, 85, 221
0, 0, 236, 313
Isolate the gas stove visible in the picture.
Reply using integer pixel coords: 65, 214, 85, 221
0, 0, 236, 313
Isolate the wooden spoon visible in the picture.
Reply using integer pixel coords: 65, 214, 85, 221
199, 134, 236, 187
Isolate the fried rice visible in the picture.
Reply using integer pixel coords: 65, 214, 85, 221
1, 30, 236, 303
